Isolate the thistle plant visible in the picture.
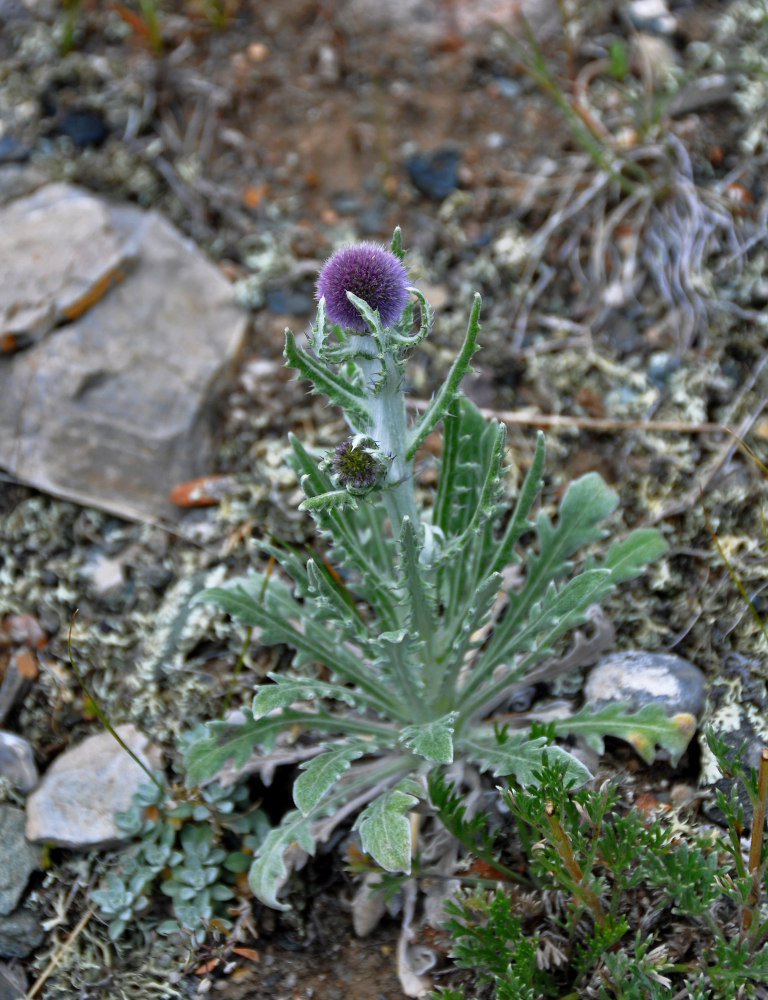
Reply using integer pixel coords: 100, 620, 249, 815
184, 230, 686, 910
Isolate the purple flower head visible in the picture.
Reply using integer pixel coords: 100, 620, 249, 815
316, 242, 409, 332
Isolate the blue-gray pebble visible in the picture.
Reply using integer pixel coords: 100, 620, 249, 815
585, 650, 705, 718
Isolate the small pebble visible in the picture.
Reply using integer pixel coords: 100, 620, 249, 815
55, 108, 108, 148
404, 148, 460, 201
264, 287, 314, 316
0, 733, 38, 793
627, 0, 676, 35
585, 650, 705, 718
0, 910, 44, 960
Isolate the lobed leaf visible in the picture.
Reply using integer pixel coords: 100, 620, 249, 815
293, 743, 369, 815
252, 675, 359, 720
553, 702, 696, 766
248, 809, 317, 910
399, 712, 458, 763
457, 733, 591, 786
354, 779, 422, 873
406, 293, 482, 460
285, 329, 371, 426
184, 714, 264, 785
299, 488, 359, 512
602, 528, 668, 582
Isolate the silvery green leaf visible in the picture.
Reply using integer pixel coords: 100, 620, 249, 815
198, 578, 395, 713
305, 559, 366, 637
461, 569, 619, 722
527, 569, 613, 636
252, 677, 358, 720
378, 628, 409, 644
398, 517, 438, 655
248, 809, 317, 910
345, 291, 386, 346
555, 472, 618, 547
183, 711, 346, 785
602, 528, 668, 582
399, 713, 457, 763
299, 488, 359, 513
387, 285, 431, 347
285, 329, 371, 424
183, 714, 264, 785
293, 744, 369, 815
489, 430, 546, 575
354, 780, 421, 873
457, 733, 589, 786
552, 701, 696, 766
406, 293, 482, 459
108, 917, 128, 941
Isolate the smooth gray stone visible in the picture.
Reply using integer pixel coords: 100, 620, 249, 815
585, 650, 705, 718
0, 184, 247, 524
0, 808, 40, 915
0, 910, 44, 960
25, 725, 162, 849
0, 733, 38, 793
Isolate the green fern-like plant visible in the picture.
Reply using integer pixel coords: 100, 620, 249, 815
427, 736, 768, 1000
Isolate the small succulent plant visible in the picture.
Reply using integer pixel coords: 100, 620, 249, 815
91, 768, 268, 943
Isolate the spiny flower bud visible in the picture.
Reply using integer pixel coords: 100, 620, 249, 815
316, 242, 409, 332
330, 437, 388, 495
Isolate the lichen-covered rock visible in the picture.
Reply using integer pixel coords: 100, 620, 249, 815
25, 725, 162, 849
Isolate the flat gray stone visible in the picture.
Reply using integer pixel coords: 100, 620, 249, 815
0, 185, 247, 523
0, 733, 38, 793
585, 650, 706, 719
0, 910, 44, 960
0, 807, 40, 915
25, 724, 163, 849
0, 183, 134, 345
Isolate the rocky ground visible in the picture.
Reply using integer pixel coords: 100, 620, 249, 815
2, 0, 768, 997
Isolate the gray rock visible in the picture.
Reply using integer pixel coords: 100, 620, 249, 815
25, 724, 162, 849
0, 184, 247, 523
0, 961, 26, 1000
0, 808, 40, 915
0, 910, 44, 960
0, 733, 38, 793
0, 183, 134, 345
585, 650, 706, 719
